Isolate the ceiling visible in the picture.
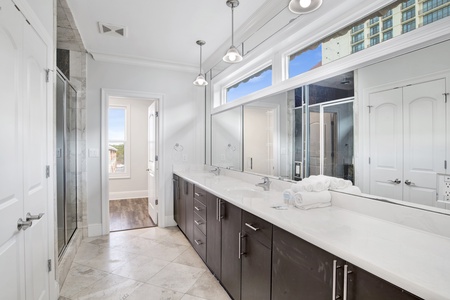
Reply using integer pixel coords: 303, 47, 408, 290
65, 0, 279, 71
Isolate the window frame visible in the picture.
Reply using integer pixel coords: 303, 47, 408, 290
108, 104, 131, 179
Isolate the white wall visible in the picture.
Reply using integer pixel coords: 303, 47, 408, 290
109, 97, 152, 199
86, 56, 205, 232
24, 0, 54, 38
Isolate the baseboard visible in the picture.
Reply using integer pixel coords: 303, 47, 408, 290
109, 190, 148, 200
88, 223, 103, 237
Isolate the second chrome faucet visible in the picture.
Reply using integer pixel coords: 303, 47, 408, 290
255, 177, 271, 191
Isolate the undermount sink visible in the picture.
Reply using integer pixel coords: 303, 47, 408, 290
226, 187, 262, 198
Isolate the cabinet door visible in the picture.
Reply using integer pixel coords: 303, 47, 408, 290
346, 263, 422, 300
206, 194, 221, 279
241, 235, 271, 300
173, 176, 185, 233
221, 201, 242, 300
272, 226, 343, 300
182, 179, 194, 243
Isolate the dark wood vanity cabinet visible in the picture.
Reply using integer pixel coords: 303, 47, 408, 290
193, 186, 207, 261
221, 200, 242, 300
175, 177, 193, 243
272, 226, 422, 300
272, 226, 342, 300
241, 211, 272, 300
206, 193, 222, 280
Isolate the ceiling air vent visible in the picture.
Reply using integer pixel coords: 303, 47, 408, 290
98, 22, 128, 38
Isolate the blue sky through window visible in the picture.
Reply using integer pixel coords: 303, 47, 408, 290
108, 107, 125, 141
289, 44, 323, 78
227, 67, 272, 103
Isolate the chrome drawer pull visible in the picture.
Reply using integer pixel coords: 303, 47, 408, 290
194, 220, 203, 226
195, 192, 201, 197
194, 206, 201, 211
245, 223, 260, 231
194, 239, 203, 245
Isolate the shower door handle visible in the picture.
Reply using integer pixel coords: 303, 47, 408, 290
26, 212, 44, 221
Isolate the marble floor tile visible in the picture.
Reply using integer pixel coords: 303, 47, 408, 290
138, 226, 180, 241
111, 236, 160, 255
126, 283, 184, 300
80, 248, 137, 273
71, 273, 142, 300
161, 231, 192, 246
173, 247, 208, 270
180, 295, 208, 300
186, 272, 231, 300
143, 240, 189, 261
147, 262, 205, 293
111, 254, 170, 282
73, 242, 108, 264
59, 263, 109, 299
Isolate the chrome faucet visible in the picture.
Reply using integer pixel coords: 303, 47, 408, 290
210, 167, 220, 176
255, 177, 271, 191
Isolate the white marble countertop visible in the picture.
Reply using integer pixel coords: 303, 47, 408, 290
173, 168, 450, 300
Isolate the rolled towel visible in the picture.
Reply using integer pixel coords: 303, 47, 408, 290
302, 176, 329, 192
291, 182, 313, 192
328, 178, 352, 190
293, 191, 332, 210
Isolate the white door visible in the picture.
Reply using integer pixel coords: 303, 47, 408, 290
22, 22, 50, 300
369, 88, 403, 200
147, 102, 158, 224
0, 1, 26, 298
403, 79, 446, 207
0, 1, 50, 298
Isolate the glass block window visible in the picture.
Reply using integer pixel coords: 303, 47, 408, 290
226, 66, 272, 102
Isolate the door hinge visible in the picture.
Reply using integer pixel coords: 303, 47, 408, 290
45, 69, 50, 82
444, 93, 449, 103
47, 259, 52, 272
367, 105, 373, 113
155, 199, 159, 205
368, 157, 371, 164
46, 165, 50, 178
155, 155, 159, 161
445, 160, 447, 170
155, 111, 159, 117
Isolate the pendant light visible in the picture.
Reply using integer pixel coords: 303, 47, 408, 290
288, 0, 323, 14
223, 0, 243, 63
193, 40, 208, 86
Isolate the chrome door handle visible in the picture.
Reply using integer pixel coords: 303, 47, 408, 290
388, 179, 401, 184
405, 180, 414, 186
245, 223, 260, 231
17, 218, 32, 231
26, 212, 44, 221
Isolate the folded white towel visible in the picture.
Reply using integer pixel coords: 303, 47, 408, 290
301, 176, 330, 192
291, 182, 313, 192
293, 191, 332, 210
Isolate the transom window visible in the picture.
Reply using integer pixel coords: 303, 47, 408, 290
226, 66, 272, 103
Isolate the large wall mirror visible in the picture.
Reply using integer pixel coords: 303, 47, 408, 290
211, 106, 243, 171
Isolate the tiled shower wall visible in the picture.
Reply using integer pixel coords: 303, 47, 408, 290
56, 0, 87, 289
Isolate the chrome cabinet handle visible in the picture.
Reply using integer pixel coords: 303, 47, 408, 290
332, 260, 342, 299
218, 199, 223, 222
195, 192, 200, 197
194, 239, 203, 245
194, 220, 203, 226
194, 206, 201, 211
17, 218, 32, 231
26, 212, 44, 221
245, 223, 260, 231
343, 265, 353, 300
405, 180, 415, 186
388, 179, 401, 184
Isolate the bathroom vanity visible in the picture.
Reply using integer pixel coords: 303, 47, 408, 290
173, 167, 450, 300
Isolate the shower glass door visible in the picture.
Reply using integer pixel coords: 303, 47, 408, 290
56, 70, 77, 256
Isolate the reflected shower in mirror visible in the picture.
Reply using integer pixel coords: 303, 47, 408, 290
211, 106, 243, 171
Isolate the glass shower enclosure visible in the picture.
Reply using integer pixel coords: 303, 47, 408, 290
56, 70, 77, 257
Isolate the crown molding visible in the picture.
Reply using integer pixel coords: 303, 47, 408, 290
89, 51, 198, 73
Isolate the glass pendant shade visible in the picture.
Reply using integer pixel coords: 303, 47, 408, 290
223, 45, 243, 63
193, 74, 208, 86
289, 0, 323, 14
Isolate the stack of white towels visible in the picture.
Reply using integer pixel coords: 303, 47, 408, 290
283, 175, 359, 210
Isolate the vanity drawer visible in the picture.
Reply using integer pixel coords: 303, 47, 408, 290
193, 225, 207, 262
194, 213, 206, 235
194, 199, 207, 221
194, 186, 207, 205
242, 211, 272, 249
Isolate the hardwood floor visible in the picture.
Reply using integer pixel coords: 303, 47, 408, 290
109, 198, 156, 232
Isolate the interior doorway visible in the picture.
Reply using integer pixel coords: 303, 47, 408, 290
101, 90, 162, 233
